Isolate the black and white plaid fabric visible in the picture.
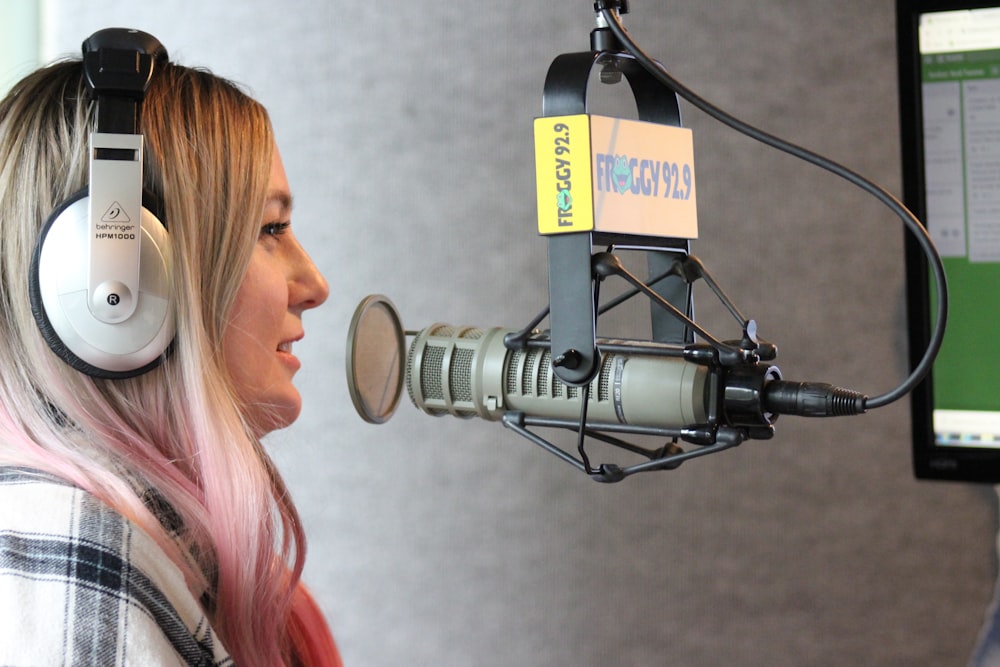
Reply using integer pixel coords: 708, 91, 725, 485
0, 468, 233, 666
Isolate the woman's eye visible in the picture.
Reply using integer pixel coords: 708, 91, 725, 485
260, 221, 291, 238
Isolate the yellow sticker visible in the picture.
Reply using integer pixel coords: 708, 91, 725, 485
534, 115, 594, 234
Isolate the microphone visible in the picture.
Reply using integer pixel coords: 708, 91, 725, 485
404, 320, 867, 430
347, 295, 868, 448
406, 324, 710, 428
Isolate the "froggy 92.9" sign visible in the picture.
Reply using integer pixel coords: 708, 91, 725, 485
533, 114, 698, 239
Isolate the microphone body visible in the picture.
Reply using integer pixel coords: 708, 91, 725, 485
405, 324, 711, 429
403, 322, 867, 434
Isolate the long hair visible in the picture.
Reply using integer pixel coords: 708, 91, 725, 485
0, 59, 333, 665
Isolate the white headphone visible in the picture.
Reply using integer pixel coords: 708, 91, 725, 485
28, 28, 174, 379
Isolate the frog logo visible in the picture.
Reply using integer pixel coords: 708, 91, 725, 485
612, 155, 633, 194
557, 188, 572, 211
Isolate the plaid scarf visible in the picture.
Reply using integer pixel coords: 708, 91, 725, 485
0, 467, 232, 666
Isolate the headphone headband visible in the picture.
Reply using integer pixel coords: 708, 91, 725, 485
82, 29, 168, 134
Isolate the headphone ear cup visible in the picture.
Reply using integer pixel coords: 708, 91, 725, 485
29, 189, 175, 378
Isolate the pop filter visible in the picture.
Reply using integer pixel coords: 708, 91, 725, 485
346, 294, 405, 424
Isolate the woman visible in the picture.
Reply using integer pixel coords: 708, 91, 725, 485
0, 31, 337, 666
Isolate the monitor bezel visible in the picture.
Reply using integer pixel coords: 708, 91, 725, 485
899, 0, 1000, 482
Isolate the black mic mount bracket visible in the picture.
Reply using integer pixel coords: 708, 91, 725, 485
523, 3, 759, 479
508, 2, 868, 481
541, 5, 690, 390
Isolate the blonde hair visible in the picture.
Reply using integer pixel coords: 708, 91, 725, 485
0, 59, 328, 665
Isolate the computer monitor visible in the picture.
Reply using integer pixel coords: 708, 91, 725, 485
899, 0, 1000, 481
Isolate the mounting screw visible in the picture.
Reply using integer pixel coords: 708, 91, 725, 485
552, 349, 583, 370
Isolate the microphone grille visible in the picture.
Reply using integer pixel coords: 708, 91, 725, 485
505, 346, 594, 399
406, 324, 489, 417
417, 345, 446, 401
449, 347, 475, 402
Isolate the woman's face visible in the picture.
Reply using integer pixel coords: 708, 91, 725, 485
223, 146, 329, 435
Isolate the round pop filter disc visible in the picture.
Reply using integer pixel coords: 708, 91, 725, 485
346, 294, 406, 424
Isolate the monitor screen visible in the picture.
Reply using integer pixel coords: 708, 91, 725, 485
899, 0, 1000, 481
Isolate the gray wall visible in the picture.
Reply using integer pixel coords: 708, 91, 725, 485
39, 1, 997, 665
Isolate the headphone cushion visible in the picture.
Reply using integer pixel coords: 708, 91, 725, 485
29, 190, 175, 378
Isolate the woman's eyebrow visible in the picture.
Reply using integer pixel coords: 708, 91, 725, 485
266, 189, 294, 214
